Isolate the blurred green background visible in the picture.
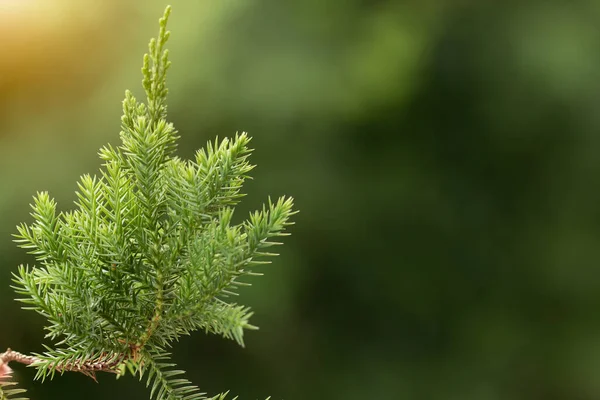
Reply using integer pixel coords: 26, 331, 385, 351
2, 0, 600, 399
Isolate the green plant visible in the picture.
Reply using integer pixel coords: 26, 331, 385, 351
0, 5, 295, 400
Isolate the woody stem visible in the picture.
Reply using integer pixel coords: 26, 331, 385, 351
0, 348, 124, 374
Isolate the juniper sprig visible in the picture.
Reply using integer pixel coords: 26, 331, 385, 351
1, 5, 295, 400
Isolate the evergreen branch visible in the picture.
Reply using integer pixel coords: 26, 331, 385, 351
169, 300, 256, 347
9, 5, 296, 399
245, 197, 296, 259
136, 350, 206, 400
14, 192, 66, 264
163, 133, 254, 241
30, 347, 125, 382
0, 348, 124, 383
186, 196, 296, 302
143, 6, 172, 124
199, 301, 256, 347
194, 133, 255, 214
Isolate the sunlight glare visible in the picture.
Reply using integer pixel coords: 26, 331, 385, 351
0, 0, 38, 13
0, 0, 64, 24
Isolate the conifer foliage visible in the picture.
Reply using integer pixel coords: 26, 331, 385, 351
1, 6, 295, 400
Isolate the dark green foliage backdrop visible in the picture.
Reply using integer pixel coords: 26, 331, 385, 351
2, 0, 600, 399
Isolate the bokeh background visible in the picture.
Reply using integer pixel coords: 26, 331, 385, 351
2, 0, 600, 399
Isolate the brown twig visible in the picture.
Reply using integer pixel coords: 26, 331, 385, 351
0, 350, 36, 367
0, 348, 125, 381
